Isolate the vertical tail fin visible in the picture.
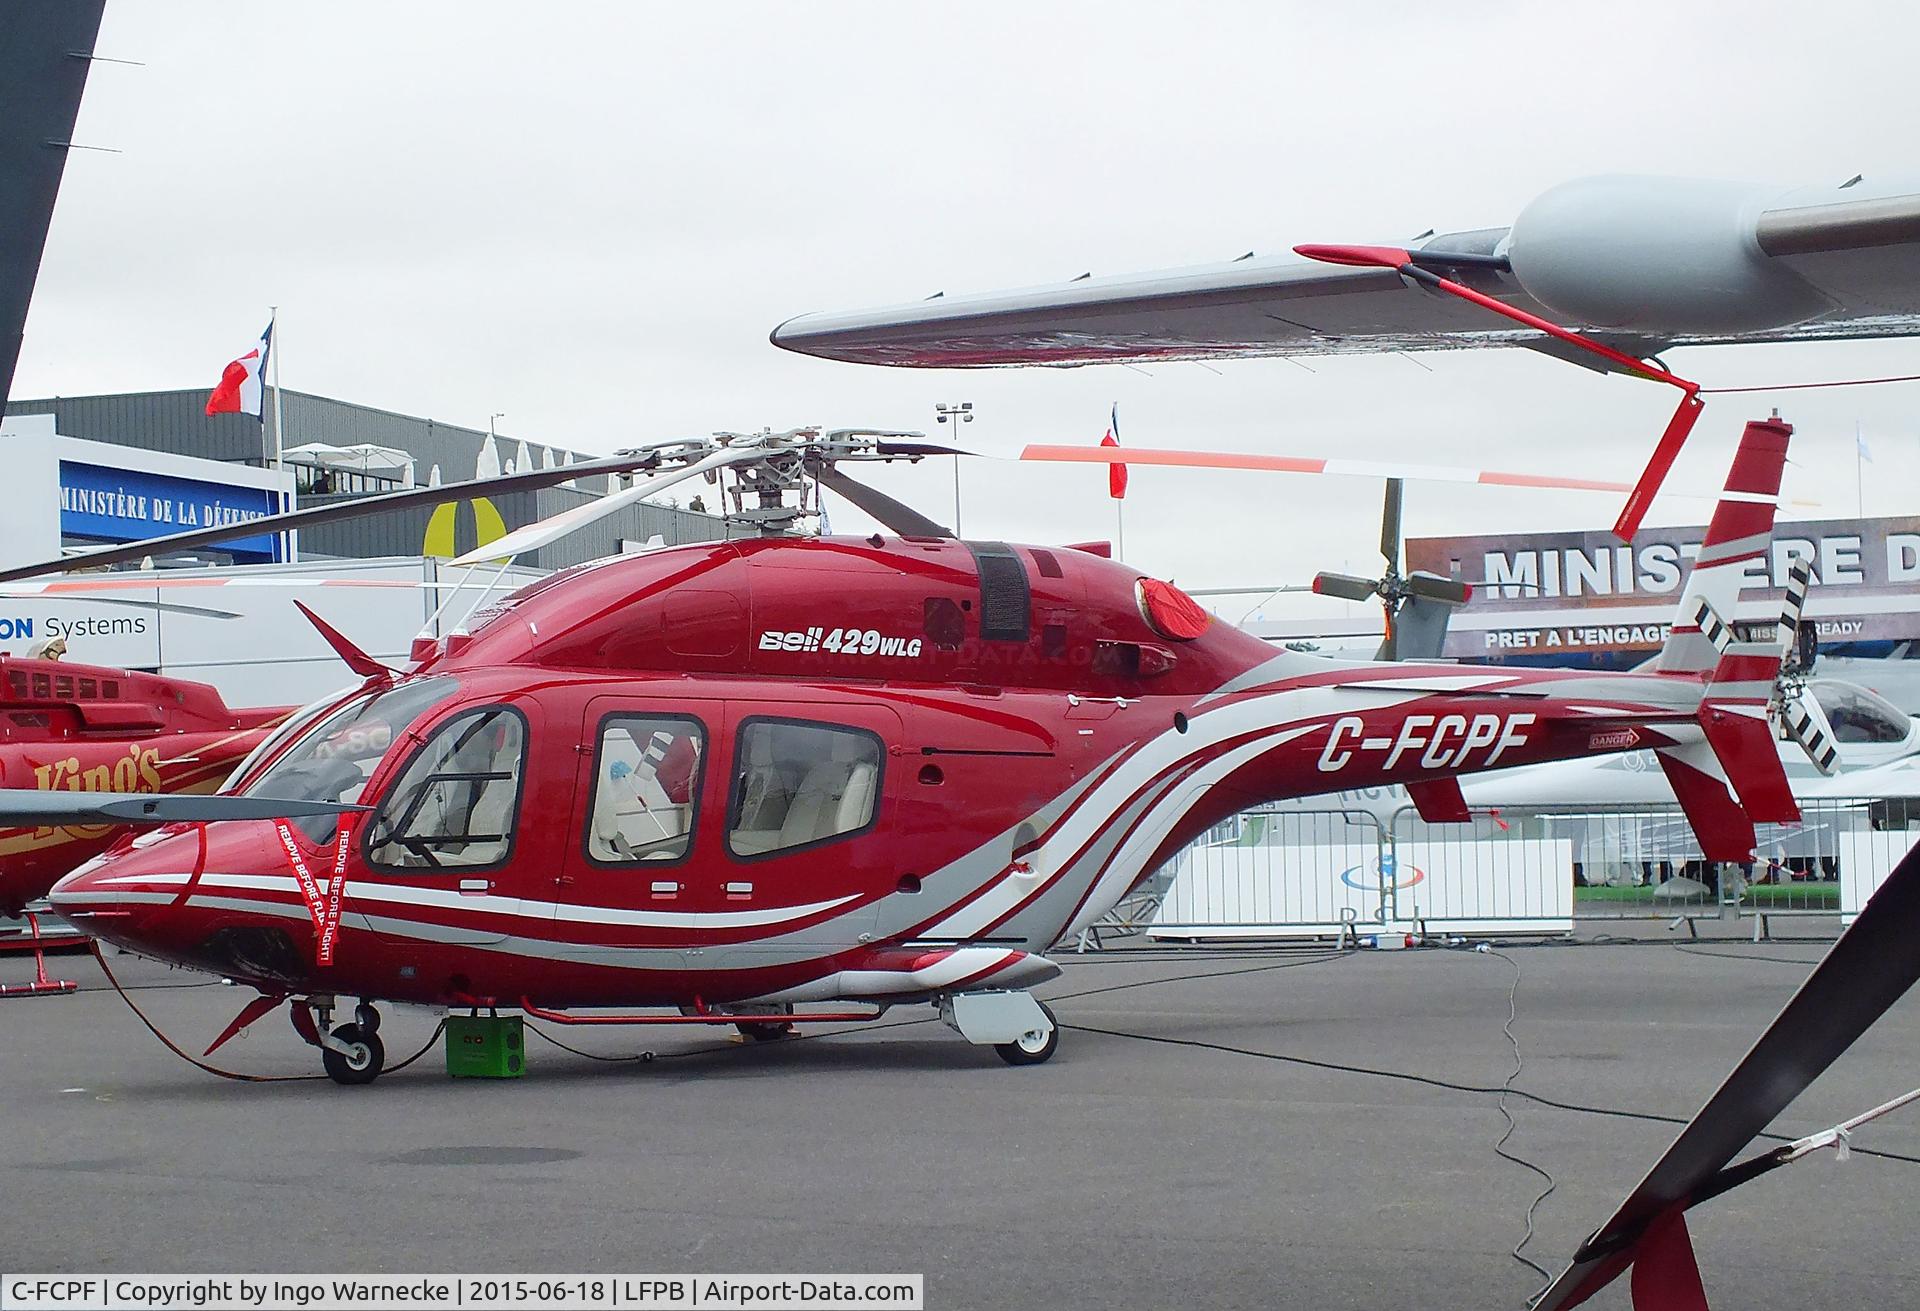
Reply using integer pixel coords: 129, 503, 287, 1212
1655, 418, 1792, 675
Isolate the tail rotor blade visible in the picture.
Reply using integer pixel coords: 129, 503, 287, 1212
1783, 691, 1842, 775
1380, 478, 1404, 572
1778, 557, 1815, 663
1406, 572, 1472, 606
1377, 599, 1399, 662
1312, 572, 1381, 603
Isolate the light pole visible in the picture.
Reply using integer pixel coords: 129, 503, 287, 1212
934, 401, 971, 535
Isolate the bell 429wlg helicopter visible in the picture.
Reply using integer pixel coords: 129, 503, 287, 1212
19, 418, 1817, 1084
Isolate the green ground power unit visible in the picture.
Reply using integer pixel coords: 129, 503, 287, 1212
445, 1013, 526, 1078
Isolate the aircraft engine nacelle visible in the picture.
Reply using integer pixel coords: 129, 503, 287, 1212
1505, 174, 1835, 336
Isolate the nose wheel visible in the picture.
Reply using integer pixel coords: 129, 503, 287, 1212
321, 1022, 385, 1085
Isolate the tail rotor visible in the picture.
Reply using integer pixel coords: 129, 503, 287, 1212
1313, 479, 1471, 661
1772, 558, 1839, 774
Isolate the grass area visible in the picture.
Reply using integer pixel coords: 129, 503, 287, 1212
1575, 883, 1840, 907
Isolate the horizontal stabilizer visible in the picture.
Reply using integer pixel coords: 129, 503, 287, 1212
1407, 777, 1471, 823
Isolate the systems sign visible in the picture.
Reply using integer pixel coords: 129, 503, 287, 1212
1406, 514, 1920, 658
58, 461, 283, 558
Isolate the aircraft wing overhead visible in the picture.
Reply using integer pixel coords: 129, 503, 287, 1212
770, 244, 1558, 368
772, 174, 1920, 369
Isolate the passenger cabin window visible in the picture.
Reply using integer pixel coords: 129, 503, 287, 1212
728, 720, 882, 858
366, 707, 526, 870
586, 715, 705, 864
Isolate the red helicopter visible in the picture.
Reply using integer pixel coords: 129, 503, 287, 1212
0, 653, 296, 995
16, 420, 1817, 1082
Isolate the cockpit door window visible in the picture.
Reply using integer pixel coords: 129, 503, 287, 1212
365, 706, 527, 871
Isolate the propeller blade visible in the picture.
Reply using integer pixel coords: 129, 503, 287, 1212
1311, 572, 1381, 603
0, 442, 710, 583
808, 460, 953, 538
448, 445, 765, 567
0, 790, 367, 828
1404, 571, 1471, 606
1778, 556, 1815, 662
1783, 691, 1842, 775
1379, 478, 1404, 572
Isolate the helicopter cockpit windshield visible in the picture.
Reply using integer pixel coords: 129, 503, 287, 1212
1809, 680, 1913, 745
242, 677, 459, 817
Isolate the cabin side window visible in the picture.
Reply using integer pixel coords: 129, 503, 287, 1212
727, 719, 882, 859
365, 707, 526, 871
584, 714, 706, 865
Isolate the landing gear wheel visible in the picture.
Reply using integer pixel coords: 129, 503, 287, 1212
736, 1021, 795, 1042
355, 1002, 381, 1034
322, 1022, 385, 1085
994, 1001, 1058, 1066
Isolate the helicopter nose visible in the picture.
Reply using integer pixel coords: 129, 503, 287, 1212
49, 844, 165, 940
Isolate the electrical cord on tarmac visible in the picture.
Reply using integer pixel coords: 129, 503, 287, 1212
1483, 948, 1556, 1294
93, 942, 445, 1084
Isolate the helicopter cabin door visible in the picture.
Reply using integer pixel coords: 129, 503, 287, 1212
355, 698, 540, 946
713, 703, 898, 958
555, 697, 726, 952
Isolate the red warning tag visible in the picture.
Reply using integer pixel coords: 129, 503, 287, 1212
316, 819, 353, 966
274, 820, 327, 937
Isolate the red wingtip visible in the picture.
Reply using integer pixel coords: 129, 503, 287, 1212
1293, 243, 1413, 270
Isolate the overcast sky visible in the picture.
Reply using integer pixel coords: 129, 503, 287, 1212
16, 1, 1920, 619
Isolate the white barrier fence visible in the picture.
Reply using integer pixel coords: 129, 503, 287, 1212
1148, 808, 1572, 941
1141, 798, 1919, 942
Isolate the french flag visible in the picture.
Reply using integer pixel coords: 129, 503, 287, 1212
205, 323, 272, 418
1101, 403, 1126, 500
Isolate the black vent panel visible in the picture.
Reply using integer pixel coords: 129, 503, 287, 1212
968, 542, 1032, 642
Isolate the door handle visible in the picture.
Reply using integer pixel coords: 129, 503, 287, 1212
458, 878, 493, 895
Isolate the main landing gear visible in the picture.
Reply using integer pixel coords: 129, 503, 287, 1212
938, 990, 1059, 1065
300, 997, 387, 1086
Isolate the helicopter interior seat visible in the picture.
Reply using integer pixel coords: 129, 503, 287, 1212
729, 734, 797, 855
382, 716, 523, 867
771, 734, 877, 849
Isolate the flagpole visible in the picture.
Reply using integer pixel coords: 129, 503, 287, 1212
1856, 419, 1864, 519
1115, 500, 1125, 562
269, 306, 297, 563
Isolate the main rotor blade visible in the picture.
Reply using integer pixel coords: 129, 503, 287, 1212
873, 441, 981, 459
809, 460, 953, 538
448, 445, 765, 567
0, 443, 707, 583
1532, 836, 1920, 1310
1311, 572, 1382, 603
0, 791, 367, 827
1380, 477, 1404, 572
1020, 444, 1638, 494
1405, 571, 1472, 605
